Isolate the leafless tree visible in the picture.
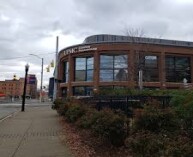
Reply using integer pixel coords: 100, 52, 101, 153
122, 27, 147, 90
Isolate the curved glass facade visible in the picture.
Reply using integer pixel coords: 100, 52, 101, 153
58, 34, 193, 97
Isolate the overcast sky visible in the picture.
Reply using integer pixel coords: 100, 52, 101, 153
0, 0, 193, 88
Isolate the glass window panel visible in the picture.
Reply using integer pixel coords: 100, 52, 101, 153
166, 70, 175, 82
64, 62, 69, 82
74, 56, 94, 82
86, 70, 93, 81
114, 55, 128, 68
100, 70, 113, 81
166, 57, 175, 69
100, 54, 129, 81
75, 58, 86, 70
73, 86, 93, 96
145, 56, 158, 68
114, 69, 128, 81
87, 57, 94, 69
144, 68, 159, 82
176, 57, 189, 69
114, 62, 127, 68
65, 73, 68, 82
75, 70, 86, 81
143, 55, 159, 82
85, 87, 93, 96
66, 62, 69, 71
100, 55, 113, 68
166, 56, 191, 82
73, 87, 85, 96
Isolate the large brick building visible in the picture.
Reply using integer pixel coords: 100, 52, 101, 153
0, 74, 37, 98
57, 34, 193, 97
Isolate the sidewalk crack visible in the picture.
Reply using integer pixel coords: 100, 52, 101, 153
11, 119, 33, 157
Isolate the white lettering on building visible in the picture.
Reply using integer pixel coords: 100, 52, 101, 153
63, 45, 97, 56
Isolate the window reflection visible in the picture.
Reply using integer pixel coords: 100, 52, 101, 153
76, 58, 86, 70
143, 55, 159, 82
114, 69, 128, 81
75, 56, 93, 82
166, 56, 191, 82
100, 70, 114, 81
100, 55, 113, 69
87, 57, 94, 69
100, 54, 128, 81
73, 86, 93, 96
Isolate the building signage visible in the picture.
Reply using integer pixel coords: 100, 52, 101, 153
27, 74, 36, 84
63, 45, 97, 55
145, 56, 157, 60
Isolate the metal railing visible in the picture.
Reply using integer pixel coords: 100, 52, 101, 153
81, 95, 172, 117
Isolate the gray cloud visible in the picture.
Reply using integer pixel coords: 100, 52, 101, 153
0, 0, 193, 85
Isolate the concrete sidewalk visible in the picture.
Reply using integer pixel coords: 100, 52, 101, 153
0, 105, 72, 157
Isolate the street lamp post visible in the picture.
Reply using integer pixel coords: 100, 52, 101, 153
29, 54, 44, 102
21, 63, 29, 112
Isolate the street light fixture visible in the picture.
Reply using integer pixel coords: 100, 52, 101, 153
29, 54, 44, 102
21, 63, 29, 112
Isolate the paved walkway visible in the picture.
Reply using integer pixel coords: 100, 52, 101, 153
0, 104, 72, 157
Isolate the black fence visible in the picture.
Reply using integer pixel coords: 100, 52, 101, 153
81, 95, 172, 117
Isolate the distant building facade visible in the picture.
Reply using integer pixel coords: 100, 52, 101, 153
27, 74, 37, 98
48, 77, 54, 99
57, 34, 193, 97
0, 74, 37, 99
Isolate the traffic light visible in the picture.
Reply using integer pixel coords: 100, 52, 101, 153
50, 60, 54, 67
46, 66, 50, 72
13, 74, 17, 80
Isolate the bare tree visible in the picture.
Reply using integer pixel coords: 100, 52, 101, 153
123, 27, 147, 90
124, 27, 145, 39
123, 26, 161, 90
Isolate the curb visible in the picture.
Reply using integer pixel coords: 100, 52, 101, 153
0, 110, 20, 123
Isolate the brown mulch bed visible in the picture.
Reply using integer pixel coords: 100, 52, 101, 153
59, 117, 131, 157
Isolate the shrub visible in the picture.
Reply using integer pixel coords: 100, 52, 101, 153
57, 102, 70, 116
91, 109, 127, 146
95, 88, 132, 96
78, 108, 100, 129
126, 131, 166, 157
170, 95, 186, 107
134, 102, 178, 133
166, 136, 193, 157
173, 101, 193, 139
127, 132, 193, 157
52, 99, 64, 110
65, 104, 86, 123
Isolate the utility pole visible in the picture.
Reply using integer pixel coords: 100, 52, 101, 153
40, 58, 44, 102
53, 36, 59, 101
29, 54, 44, 102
